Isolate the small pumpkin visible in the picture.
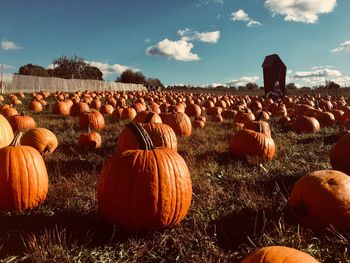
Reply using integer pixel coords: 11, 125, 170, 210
229, 127, 276, 164
162, 112, 192, 137
292, 116, 320, 134
78, 128, 102, 150
79, 110, 105, 130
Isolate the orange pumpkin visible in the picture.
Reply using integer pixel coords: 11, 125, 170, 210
8, 113, 36, 133
117, 122, 177, 152
21, 128, 58, 155
162, 112, 192, 137
229, 128, 276, 164
242, 246, 319, 263
292, 116, 320, 134
288, 170, 350, 231
330, 133, 350, 175
98, 122, 192, 230
0, 133, 48, 210
79, 110, 105, 130
78, 130, 102, 149
0, 114, 14, 148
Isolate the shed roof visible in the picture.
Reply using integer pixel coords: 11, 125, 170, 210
262, 54, 286, 68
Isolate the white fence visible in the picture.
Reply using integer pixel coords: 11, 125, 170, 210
0, 74, 147, 94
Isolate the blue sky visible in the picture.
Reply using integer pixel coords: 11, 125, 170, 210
1, 0, 350, 87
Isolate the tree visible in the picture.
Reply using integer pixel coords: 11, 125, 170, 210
51, 55, 103, 80
116, 69, 146, 84
145, 78, 164, 88
286, 83, 297, 90
245, 82, 258, 91
18, 64, 49, 77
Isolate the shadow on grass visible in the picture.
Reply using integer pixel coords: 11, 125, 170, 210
0, 210, 143, 258
207, 208, 273, 250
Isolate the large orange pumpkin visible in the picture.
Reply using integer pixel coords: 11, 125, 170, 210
292, 116, 320, 134
21, 128, 58, 155
288, 170, 350, 231
0, 133, 48, 210
330, 133, 350, 175
98, 123, 192, 230
0, 114, 14, 148
242, 246, 319, 262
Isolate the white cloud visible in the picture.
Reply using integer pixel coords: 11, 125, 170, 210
146, 39, 200, 62
1, 40, 22, 50
287, 67, 350, 87
247, 20, 263, 27
86, 61, 139, 78
178, 29, 220, 43
230, 9, 262, 27
227, 76, 259, 86
0, 64, 14, 69
264, 0, 337, 23
231, 9, 250, 21
332, 40, 350, 53
293, 68, 342, 78
196, 0, 223, 7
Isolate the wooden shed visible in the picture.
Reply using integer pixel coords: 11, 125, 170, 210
262, 54, 286, 97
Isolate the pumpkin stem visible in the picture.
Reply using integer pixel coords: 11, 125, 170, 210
9, 132, 23, 147
256, 111, 264, 121
126, 122, 154, 150
144, 112, 155, 123
259, 163, 268, 174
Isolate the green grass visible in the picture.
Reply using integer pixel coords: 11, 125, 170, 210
0, 94, 349, 262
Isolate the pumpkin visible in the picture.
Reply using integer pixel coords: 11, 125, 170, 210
28, 100, 43, 112
243, 111, 271, 138
121, 107, 137, 121
0, 133, 48, 210
78, 130, 102, 149
70, 102, 89, 117
192, 119, 205, 128
1, 107, 19, 119
79, 110, 105, 130
288, 170, 350, 231
292, 116, 320, 134
315, 112, 335, 128
330, 133, 350, 175
98, 122, 192, 230
100, 104, 114, 115
229, 128, 276, 164
242, 246, 319, 263
185, 104, 202, 117
117, 122, 177, 152
8, 113, 36, 133
0, 114, 14, 148
52, 101, 71, 115
162, 112, 192, 137
21, 128, 58, 155
133, 111, 163, 124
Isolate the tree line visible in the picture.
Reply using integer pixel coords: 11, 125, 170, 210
18, 55, 164, 88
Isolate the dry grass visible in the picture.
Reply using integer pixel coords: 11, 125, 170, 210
0, 95, 350, 262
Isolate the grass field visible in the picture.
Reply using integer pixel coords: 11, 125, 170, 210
0, 94, 349, 263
